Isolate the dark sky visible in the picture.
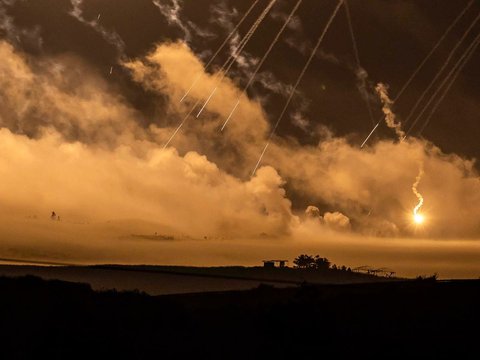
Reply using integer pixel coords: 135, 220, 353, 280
2, 0, 479, 160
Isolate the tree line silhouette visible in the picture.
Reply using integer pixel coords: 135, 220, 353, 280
293, 254, 351, 272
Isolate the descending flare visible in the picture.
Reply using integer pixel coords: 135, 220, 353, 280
412, 165, 425, 224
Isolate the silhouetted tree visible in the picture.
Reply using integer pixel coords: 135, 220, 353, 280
294, 255, 332, 270
313, 256, 331, 270
293, 255, 315, 269
416, 273, 438, 282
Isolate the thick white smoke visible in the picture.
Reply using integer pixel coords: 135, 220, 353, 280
0, 37, 479, 276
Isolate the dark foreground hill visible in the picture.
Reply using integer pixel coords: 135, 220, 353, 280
0, 275, 479, 358
0, 264, 387, 295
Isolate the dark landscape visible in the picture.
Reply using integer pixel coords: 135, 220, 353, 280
0, 272, 478, 358
0, 262, 388, 295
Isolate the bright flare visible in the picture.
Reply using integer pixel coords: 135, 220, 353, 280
414, 213, 425, 224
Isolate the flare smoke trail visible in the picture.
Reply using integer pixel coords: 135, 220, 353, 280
165, 0, 276, 147
69, 0, 126, 58
417, 32, 480, 135
413, 165, 425, 217
375, 83, 405, 140
153, 0, 192, 43
0, 1, 22, 43
180, 0, 261, 103
402, 10, 480, 127
360, 0, 475, 148
252, 0, 344, 176
221, 0, 303, 131
344, 0, 375, 126
196, 0, 277, 117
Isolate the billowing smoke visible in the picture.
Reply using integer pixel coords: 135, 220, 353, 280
0, 5, 480, 278
0, 34, 480, 277
304, 207, 350, 231
2, 39, 480, 240
324, 212, 351, 231
0, 40, 300, 239
305, 206, 321, 219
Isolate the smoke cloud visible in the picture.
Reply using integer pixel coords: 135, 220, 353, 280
1, 36, 480, 276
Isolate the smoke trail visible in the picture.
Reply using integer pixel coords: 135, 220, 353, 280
252, 0, 344, 176
163, 0, 277, 146
402, 10, 480, 128
375, 83, 405, 140
344, 0, 375, 126
215, 0, 277, 79
0, 1, 19, 42
196, 0, 277, 118
206, 0, 260, 71
360, 122, 380, 148
0, 0, 43, 47
225, 0, 277, 70
153, 0, 191, 43
417, 32, 480, 135
221, 0, 303, 130
69, 0, 126, 58
360, 0, 475, 147
412, 165, 425, 217
180, 0, 261, 102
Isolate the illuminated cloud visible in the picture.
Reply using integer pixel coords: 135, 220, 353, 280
305, 206, 321, 219
1, 39, 480, 243
323, 211, 351, 231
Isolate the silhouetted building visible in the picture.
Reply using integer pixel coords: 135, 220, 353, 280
262, 260, 288, 268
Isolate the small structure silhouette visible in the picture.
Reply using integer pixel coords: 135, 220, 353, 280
262, 260, 288, 268
50, 211, 57, 221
